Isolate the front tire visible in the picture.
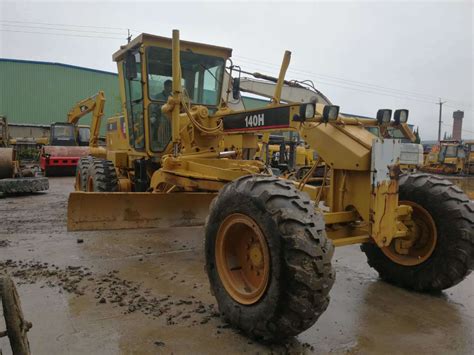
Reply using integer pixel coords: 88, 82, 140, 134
361, 173, 474, 291
75, 156, 93, 191
86, 159, 118, 192
205, 175, 335, 342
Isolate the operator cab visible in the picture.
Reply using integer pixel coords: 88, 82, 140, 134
50, 122, 76, 146
113, 33, 232, 157
439, 142, 465, 162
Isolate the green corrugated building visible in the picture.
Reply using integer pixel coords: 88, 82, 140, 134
0, 58, 267, 136
0, 58, 122, 134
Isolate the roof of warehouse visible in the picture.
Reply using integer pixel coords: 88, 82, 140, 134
0, 58, 118, 76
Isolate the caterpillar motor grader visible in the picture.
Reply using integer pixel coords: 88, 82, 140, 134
68, 30, 474, 342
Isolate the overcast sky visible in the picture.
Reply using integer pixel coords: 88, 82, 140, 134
1, 0, 472, 140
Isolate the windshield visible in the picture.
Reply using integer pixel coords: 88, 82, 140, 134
53, 125, 75, 138
444, 145, 458, 157
146, 46, 225, 107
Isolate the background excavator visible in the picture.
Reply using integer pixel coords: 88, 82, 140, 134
40, 91, 105, 176
66, 30, 473, 342
232, 73, 421, 179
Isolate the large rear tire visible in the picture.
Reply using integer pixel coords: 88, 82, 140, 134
75, 156, 93, 191
86, 159, 118, 192
205, 175, 335, 342
361, 173, 474, 291
0, 177, 49, 194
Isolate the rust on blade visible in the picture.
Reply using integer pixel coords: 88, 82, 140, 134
67, 192, 217, 231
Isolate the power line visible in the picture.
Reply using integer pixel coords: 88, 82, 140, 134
3, 19, 471, 111
437, 99, 447, 142
445, 103, 474, 113
0, 23, 126, 36
441, 123, 474, 135
235, 55, 438, 101
238, 55, 473, 107
234, 55, 472, 108
0, 29, 124, 40
0, 19, 135, 32
314, 80, 437, 105
235, 58, 438, 105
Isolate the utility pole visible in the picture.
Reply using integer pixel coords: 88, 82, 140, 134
127, 29, 131, 43
437, 98, 446, 143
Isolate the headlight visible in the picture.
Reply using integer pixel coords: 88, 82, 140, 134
376, 109, 392, 125
299, 103, 315, 119
323, 105, 340, 122
394, 109, 409, 124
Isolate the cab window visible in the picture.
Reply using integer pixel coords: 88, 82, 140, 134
146, 46, 225, 107
123, 51, 145, 151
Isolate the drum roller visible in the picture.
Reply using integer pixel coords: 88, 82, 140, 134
0, 148, 13, 179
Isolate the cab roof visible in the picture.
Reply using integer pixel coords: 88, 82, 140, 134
113, 33, 233, 62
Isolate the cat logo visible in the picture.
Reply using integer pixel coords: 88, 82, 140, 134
244, 113, 264, 128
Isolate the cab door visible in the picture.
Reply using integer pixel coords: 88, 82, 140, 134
123, 50, 146, 153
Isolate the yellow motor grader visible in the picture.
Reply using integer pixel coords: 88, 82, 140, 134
68, 30, 474, 342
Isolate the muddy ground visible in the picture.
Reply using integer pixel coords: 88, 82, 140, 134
0, 177, 473, 354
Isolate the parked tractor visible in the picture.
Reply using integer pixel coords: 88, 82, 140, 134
68, 30, 474, 342
422, 140, 474, 175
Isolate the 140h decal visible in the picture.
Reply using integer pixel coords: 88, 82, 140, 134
244, 113, 265, 128
223, 106, 291, 131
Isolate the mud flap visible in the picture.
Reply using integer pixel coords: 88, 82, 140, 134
67, 192, 217, 231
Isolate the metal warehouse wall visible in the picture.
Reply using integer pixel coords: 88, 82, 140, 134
0, 59, 122, 134
0, 58, 271, 137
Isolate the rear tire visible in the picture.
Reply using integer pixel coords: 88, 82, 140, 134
361, 173, 474, 291
86, 159, 118, 192
205, 175, 335, 342
75, 156, 93, 191
0, 276, 31, 355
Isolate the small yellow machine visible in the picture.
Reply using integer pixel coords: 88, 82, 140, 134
422, 140, 473, 175
68, 30, 474, 342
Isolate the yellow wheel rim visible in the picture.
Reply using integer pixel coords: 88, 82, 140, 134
75, 172, 81, 191
382, 201, 437, 266
215, 213, 270, 305
86, 176, 94, 192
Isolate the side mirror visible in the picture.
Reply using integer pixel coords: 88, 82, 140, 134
125, 51, 138, 80
232, 78, 240, 100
